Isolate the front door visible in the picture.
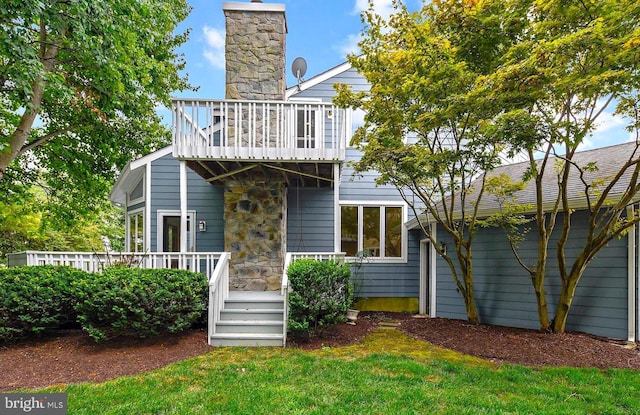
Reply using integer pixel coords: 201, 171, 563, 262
158, 211, 195, 253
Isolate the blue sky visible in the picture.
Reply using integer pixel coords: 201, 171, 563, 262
167, 0, 635, 150
171, 0, 419, 99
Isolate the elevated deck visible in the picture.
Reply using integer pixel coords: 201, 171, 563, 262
172, 99, 350, 186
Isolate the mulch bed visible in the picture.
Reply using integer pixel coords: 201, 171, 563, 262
1, 313, 639, 391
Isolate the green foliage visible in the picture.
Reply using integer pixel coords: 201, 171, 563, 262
0, 0, 193, 215
335, 0, 532, 324
287, 259, 353, 335
0, 186, 124, 265
75, 267, 207, 342
0, 265, 86, 341
477, 174, 533, 246
479, 0, 640, 333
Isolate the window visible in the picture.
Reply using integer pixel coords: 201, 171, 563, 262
128, 177, 144, 205
296, 108, 316, 148
340, 203, 405, 260
127, 210, 145, 252
289, 99, 321, 149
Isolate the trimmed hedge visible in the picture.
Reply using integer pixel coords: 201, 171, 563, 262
287, 259, 353, 335
0, 265, 86, 341
75, 267, 208, 342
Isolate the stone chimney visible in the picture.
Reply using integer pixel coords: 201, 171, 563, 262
222, 1, 289, 291
223, 1, 287, 100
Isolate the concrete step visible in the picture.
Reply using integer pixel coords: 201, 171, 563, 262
224, 299, 284, 310
225, 291, 285, 310
209, 333, 284, 347
209, 291, 286, 347
215, 320, 283, 334
219, 309, 283, 321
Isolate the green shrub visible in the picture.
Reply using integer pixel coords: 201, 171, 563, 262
287, 259, 353, 335
75, 267, 208, 342
0, 265, 86, 342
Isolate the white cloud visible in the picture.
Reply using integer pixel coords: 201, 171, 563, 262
335, 33, 362, 58
581, 109, 633, 150
203, 25, 225, 69
353, 0, 396, 20
342, 0, 396, 58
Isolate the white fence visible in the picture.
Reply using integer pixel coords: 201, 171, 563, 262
6, 251, 222, 276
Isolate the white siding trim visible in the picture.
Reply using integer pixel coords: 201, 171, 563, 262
145, 163, 151, 252
334, 163, 341, 252
179, 160, 188, 253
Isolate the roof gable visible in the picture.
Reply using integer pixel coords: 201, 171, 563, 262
285, 61, 352, 99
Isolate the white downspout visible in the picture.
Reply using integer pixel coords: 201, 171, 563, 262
429, 222, 437, 318
627, 205, 636, 343
179, 160, 188, 253
419, 240, 428, 314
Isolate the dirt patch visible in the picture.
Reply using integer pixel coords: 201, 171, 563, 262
399, 316, 640, 370
0, 328, 210, 391
1, 314, 639, 391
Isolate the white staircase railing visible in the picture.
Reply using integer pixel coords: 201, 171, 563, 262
280, 252, 346, 346
208, 252, 231, 344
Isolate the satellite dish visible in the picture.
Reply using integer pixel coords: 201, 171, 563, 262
291, 57, 307, 87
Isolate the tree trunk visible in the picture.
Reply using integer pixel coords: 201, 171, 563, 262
533, 236, 551, 331
552, 289, 573, 333
462, 265, 479, 324
0, 25, 61, 180
533, 276, 550, 331
552, 276, 580, 333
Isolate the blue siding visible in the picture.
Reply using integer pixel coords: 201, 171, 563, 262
290, 66, 421, 298
354, 229, 422, 298
293, 67, 369, 102
287, 187, 334, 252
149, 155, 224, 252
436, 210, 630, 339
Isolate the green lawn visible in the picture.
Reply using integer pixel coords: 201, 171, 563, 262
37, 330, 639, 414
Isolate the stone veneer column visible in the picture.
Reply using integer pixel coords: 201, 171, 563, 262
222, 2, 288, 290
224, 178, 286, 291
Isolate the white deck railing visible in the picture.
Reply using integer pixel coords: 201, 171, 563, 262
172, 99, 349, 162
208, 252, 230, 344
6, 251, 222, 275
280, 252, 346, 345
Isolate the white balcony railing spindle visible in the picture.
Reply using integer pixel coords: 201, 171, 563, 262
171, 99, 348, 162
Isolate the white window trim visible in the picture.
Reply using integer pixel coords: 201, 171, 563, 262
126, 207, 145, 252
156, 210, 196, 252
127, 176, 145, 206
339, 200, 408, 264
